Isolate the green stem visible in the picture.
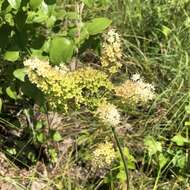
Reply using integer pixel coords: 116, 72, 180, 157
153, 167, 161, 190
111, 126, 130, 190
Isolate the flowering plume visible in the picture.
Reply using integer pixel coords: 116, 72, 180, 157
100, 29, 123, 74
115, 74, 155, 104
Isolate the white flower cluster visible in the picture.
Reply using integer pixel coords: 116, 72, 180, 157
132, 74, 155, 103
115, 74, 155, 104
24, 57, 69, 80
96, 102, 120, 126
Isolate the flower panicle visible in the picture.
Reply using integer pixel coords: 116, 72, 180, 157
115, 74, 155, 104
100, 29, 123, 74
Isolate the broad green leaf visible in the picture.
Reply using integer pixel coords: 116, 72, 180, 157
171, 134, 187, 146
6, 87, 17, 100
27, 152, 36, 162
52, 131, 62, 142
13, 68, 27, 82
36, 121, 43, 130
144, 136, 162, 156
85, 17, 112, 35
36, 133, 45, 143
4, 51, 19, 62
50, 37, 74, 64
29, 0, 42, 10
7, 0, 21, 9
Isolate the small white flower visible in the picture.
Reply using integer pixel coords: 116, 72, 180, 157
96, 102, 120, 126
131, 73, 141, 81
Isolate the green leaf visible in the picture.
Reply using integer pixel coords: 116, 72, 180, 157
4, 51, 19, 62
48, 148, 58, 163
185, 104, 190, 114
185, 121, 190, 126
161, 25, 171, 37
52, 131, 62, 142
6, 87, 17, 100
159, 153, 168, 169
123, 147, 136, 169
36, 121, 43, 130
29, 0, 42, 10
6, 148, 17, 155
7, 0, 21, 9
13, 68, 27, 82
36, 133, 45, 143
172, 151, 186, 169
85, 17, 112, 35
171, 134, 187, 146
117, 169, 126, 182
144, 136, 162, 156
81, 0, 93, 7
44, 0, 56, 5
50, 37, 74, 64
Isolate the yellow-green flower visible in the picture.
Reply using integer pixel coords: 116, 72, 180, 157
24, 58, 113, 112
91, 142, 116, 169
100, 29, 123, 74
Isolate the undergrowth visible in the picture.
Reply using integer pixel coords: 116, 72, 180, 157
1, 0, 190, 190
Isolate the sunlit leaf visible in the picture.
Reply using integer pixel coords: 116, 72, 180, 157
6, 87, 17, 100
144, 136, 162, 156
171, 134, 188, 146
29, 0, 43, 10
85, 17, 112, 35
13, 68, 27, 82
50, 37, 74, 64
159, 153, 168, 169
52, 131, 62, 142
7, 0, 21, 9
4, 51, 19, 62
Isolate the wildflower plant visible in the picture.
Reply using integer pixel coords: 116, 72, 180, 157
24, 58, 113, 112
